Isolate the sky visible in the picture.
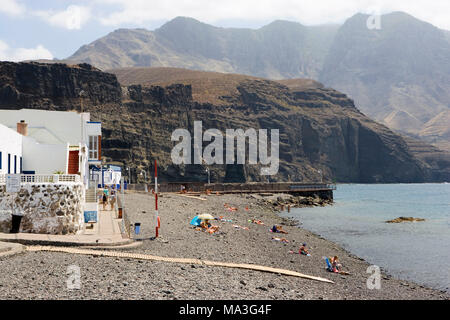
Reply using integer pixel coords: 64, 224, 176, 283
0, 0, 449, 61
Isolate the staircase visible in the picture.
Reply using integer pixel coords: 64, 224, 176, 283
85, 188, 97, 203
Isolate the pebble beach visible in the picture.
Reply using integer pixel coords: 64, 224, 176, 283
0, 192, 448, 300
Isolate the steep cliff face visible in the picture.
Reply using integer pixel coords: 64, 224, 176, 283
96, 76, 430, 183
0, 62, 121, 110
1, 62, 448, 183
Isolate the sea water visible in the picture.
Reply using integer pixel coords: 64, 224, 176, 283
281, 183, 450, 293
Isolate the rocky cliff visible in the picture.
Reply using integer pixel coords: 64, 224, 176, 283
1, 62, 449, 183
0, 61, 121, 110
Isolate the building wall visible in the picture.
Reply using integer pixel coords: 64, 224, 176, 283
22, 137, 69, 174
0, 124, 22, 174
85, 122, 101, 136
0, 183, 85, 234
86, 122, 102, 162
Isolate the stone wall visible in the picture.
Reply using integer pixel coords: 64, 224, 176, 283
0, 183, 85, 234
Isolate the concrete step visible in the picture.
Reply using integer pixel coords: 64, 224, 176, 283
85, 188, 97, 203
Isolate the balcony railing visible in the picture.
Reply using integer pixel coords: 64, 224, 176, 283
0, 174, 81, 184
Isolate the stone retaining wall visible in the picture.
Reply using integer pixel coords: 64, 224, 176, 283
0, 183, 85, 234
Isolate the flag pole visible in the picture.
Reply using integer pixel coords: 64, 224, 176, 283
155, 159, 159, 237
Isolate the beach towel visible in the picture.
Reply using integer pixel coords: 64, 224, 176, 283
233, 225, 249, 230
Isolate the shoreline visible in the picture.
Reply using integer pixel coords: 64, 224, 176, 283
0, 191, 447, 300
119, 191, 448, 299
283, 183, 450, 295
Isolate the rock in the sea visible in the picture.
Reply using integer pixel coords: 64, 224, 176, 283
386, 217, 425, 223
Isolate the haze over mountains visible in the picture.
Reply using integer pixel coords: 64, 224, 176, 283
66, 11, 450, 152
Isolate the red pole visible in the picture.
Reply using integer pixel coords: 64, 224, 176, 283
155, 159, 159, 237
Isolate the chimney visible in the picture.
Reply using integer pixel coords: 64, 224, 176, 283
17, 120, 28, 136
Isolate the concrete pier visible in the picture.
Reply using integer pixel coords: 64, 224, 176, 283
128, 182, 336, 200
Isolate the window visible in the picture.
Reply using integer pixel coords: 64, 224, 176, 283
8, 153, 11, 174
0, 151, 2, 169
14, 155, 17, 174
20, 157, 22, 173
89, 135, 98, 160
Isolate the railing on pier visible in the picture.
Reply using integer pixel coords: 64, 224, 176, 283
288, 184, 337, 191
0, 174, 81, 184
131, 182, 336, 193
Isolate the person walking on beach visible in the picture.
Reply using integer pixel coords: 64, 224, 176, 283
102, 192, 108, 211
109, 188, 116, 210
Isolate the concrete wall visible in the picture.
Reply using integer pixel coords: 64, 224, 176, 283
0, 124, 22, 174
0, 183, 85, 234
22, 137, 69, 174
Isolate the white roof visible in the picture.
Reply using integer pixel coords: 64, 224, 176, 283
27, 127, 65, 144
0, 109, 95, 145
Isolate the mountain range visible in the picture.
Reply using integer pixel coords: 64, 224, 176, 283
64, 12, 450, 152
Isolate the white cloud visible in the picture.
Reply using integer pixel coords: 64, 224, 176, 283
95, 0, 450, 30
0, 0, 25, 16
34, 5, 91, 30
0, 40, 53, 62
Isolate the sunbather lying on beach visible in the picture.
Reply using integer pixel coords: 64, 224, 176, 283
200, 219, 220, 234
216, 216, 233, 222
271, 225, 288, 234
272, 237, 289, 243
250, 219, 265, 225
224, 203, 238, 211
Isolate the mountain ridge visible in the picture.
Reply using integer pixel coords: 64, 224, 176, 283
66, 12, 450, 152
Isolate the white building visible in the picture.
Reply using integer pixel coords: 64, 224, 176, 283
0, 109, 102, 185
0, 123, 23, 175
91, 165, 122, 188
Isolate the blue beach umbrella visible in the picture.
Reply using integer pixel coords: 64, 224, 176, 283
190, 216, 202, 226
